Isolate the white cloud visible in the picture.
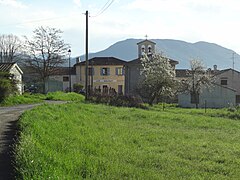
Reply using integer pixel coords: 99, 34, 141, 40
0, 0, 27, 8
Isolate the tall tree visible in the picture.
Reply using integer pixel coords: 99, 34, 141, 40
137, 53, 177, 106
23, 26, 70, 93
0, 34, 22, 63
181, 59, 214, 108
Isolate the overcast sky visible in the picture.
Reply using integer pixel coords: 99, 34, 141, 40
0, 0, 240, 58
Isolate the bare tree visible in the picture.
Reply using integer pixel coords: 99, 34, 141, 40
181, 59, 214, 108
0, 34, 22, 63
23, 26, 70, 93
137, 53, 177, 106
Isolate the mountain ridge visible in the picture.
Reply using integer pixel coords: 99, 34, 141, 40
77, 38, 240, 70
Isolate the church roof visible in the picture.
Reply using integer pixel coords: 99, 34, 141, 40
137, 39, 156, 45
76, 57, 126, 66
127, 57, 178, 65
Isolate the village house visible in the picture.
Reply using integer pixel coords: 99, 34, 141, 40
215, 68, 240, 104
0, 62, 23, 94
75, 57, 126, 94
176, 66, 238, 108
46, 67, 76, 92
125, 39, 178, 95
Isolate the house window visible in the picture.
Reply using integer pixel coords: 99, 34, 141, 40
101, 67, 110, 76
221, 79, 227, 85
63, 76, 69, 82
190, 92, 199, 104
116, 67, 124, 75
88, 67, 94, 76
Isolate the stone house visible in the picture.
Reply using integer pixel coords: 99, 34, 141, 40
0, 62, 23, 94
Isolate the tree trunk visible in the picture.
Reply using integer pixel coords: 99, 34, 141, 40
148, 93, 156, 106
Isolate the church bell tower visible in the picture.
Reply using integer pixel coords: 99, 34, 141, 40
137, 36, 156, 58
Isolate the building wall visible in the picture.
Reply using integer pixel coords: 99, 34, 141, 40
125, 63, 142, 95
215, 70, 240, 95
9, 64, 23, 94
76, 64, 125, 94
48, 75, 76, 92
178, 85, 236, 108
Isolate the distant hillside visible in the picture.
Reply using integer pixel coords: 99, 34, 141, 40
77, 38, 240, 70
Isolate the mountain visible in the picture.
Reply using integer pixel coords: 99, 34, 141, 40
77, 38, 240, 70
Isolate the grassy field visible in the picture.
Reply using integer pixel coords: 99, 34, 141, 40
0, 91, 84, 106
15, 102, 240, 179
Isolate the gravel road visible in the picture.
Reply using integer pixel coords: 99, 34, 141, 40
0, 101, 66, 179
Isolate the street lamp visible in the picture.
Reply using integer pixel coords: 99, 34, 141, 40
68, 49, 72, 92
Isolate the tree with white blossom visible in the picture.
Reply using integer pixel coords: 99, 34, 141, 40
180, 59, 214, 108
137, 53, 177, 106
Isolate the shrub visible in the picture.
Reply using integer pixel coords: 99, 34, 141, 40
89, 94, 146, 109
73, 83, 84, 93
0, 72, 18, 102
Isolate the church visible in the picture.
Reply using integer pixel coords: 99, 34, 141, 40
124, 39, 178, 95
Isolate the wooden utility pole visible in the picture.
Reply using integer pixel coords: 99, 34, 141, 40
85, 10, 89, 100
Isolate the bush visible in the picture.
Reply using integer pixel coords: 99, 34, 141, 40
73, 83, 84, 93
89, 94, 146, 109
0, 72, 18, 102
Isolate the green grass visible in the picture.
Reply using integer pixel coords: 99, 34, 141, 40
15, 102, 240, 179
45, 91, 85, 101
0, 91, 84, 106
0, 93, 45, 106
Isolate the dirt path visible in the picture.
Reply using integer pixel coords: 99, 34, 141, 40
0, 101, 66, 179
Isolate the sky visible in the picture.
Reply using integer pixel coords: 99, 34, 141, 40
0, 0, 240, 58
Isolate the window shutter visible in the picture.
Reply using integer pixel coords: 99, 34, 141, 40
107, 68, 110, 75
115, 67, 118, 75
100, 68, 103, 76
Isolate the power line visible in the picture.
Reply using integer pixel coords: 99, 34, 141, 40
90, 0, 114, 18
0, 15, 78, 28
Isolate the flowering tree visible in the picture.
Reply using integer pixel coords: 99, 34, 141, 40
137, 53, 177, 105
181, 59, 214, 108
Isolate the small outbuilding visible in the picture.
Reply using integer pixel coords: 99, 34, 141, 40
0, 62, 23, 94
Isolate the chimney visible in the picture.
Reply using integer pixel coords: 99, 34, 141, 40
76, 57, 81, 64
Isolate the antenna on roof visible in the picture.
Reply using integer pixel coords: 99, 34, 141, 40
232, 52, 235, 70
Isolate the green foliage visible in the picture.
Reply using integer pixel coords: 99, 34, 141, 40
0, 72, 18, 102
89, 94, 145, 108
45, 91, 84, 101
73, 83, 83, 93
15, 103, 240, 179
